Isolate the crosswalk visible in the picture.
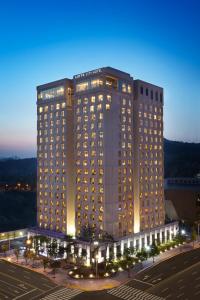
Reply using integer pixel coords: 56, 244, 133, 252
108, 285, 165, 300
40, 287, 82, 300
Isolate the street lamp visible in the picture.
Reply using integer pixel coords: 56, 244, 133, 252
26, 239, 31, 250
95, 254, 99, 278
181, 229, 186, 235
146, 245, 151, 258
93, 241, 99, 278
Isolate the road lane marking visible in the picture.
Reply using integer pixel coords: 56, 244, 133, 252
40, 287, 82, 300
0, 291, 9, 299
0, 286, 17, 297
132, 278, 154, 286
177, 293, 184, 298
195, 276, 200, 281
8, 269, 15, 273
0, 270, 43, 291
13, 288, 37, 299
0, 278, 27, 292
192, 271, 197, 275
161, 288, 169, 293
178, 286, 184, 290
195, 290, 200, 296
108, 285, 165, 300
42, 283, 55, 288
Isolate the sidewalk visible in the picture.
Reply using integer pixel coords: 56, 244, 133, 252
5, 241, 199, 291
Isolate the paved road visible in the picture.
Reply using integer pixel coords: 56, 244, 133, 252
148, 261, 200, 299
124, 247, 200, 300
0, 259, 82, 300
133, 247, 200, 287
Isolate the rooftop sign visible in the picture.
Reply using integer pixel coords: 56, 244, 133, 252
74, 68, 102, 79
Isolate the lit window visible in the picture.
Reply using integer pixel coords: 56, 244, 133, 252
76, 82, 89, 92
106, 104, 110, 110
91, 96, 95, 103
38, 86, 64, 100
90, 105, 94, 112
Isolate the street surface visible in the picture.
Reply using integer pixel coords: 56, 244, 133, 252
0, 259, 81, 300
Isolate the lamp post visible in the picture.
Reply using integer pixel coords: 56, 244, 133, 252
93, 241, 99, 278
146, 245, 151, 259
95, 254, 99, 278
26, 239, 31, 251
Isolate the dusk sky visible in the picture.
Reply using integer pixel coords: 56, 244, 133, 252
0, 0, 199, 158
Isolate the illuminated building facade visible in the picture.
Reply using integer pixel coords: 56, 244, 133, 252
37, 79, 75, 236
133, 80, 165, 233
36, 67, 165, 239
74, 68, 134, 237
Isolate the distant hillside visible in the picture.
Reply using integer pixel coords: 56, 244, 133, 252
0, 140, 199, 185
164, 139, 200, 178
0, 158, 36, 186
0, 191, 36, 232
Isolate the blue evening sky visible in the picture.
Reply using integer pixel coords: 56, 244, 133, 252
0, 0, 199, 157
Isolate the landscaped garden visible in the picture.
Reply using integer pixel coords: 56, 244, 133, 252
4, 228, 187, 280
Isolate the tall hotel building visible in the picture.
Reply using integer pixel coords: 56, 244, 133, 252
37, 67, 165, 239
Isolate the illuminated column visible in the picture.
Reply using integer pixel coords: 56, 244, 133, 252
98, 248, 101, 263
121, 241, 124, 256
86, 245, 90, 266
114, 243, 117, 261
139, 236, 142, 250
106, 245, 109, 260
78, 245, 82, 257
149, 232, 152, 245
145, 233, 148, 248
165, 227, 167, 241
170, 226, 173, 240
160, 229, 162, 244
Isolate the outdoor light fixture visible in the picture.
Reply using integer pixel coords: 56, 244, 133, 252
146, 245, 151, 251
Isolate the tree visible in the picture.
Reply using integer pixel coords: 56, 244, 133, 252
1, 244, 9, 257
50, 260, 61, 278
123, 247, 131, 259
101, 231, 114, 262
23, 250, 30, 264
80, 224, 96, 242
136, 248, 148, 261
150, 241, 160, 263
58, 245, 65, 258
14, 247, 20, 262
42, 257, 49, 271
191, 227, 197, 248
47, 239, 58, 259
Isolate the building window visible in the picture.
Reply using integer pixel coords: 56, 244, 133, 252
38, 86, 64, 100
140, 86, 143, 94
76, 82, 89, 92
